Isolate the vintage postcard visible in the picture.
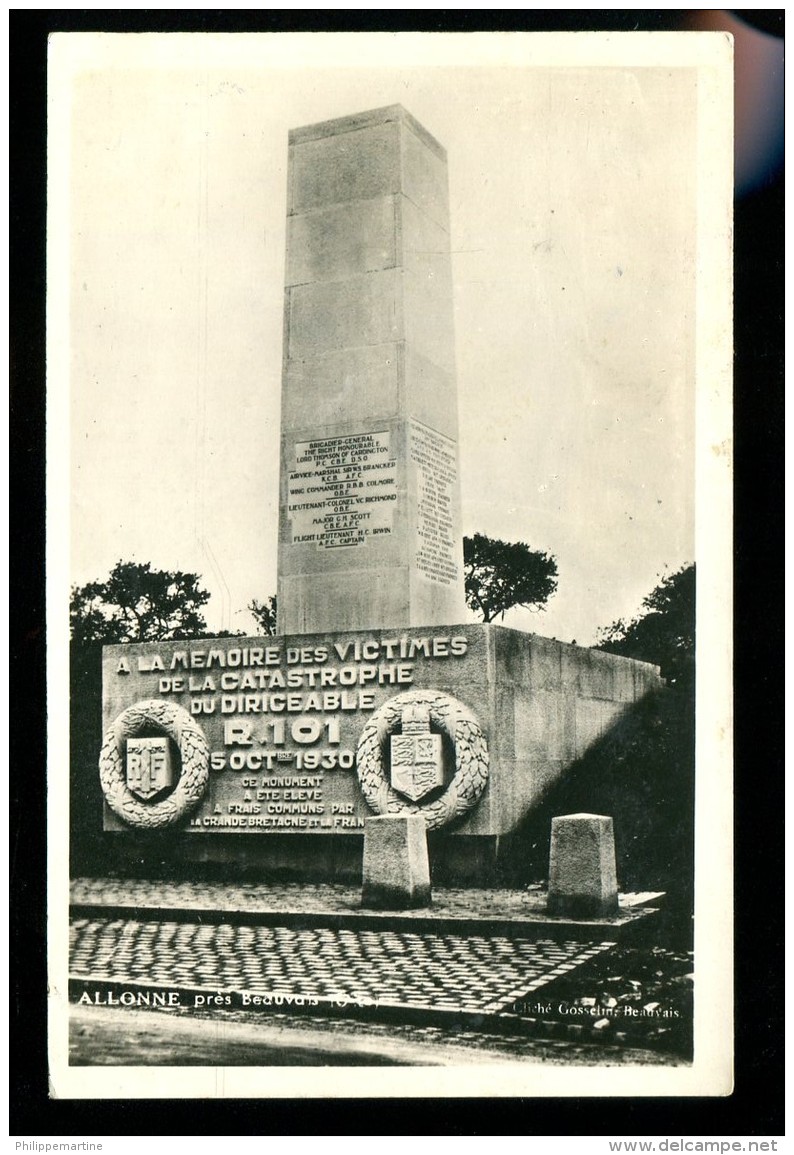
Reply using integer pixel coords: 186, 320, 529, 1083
47, 30, 733, 1099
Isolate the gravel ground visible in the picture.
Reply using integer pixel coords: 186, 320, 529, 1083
69, 1003, 678, 1067
511, 943, 694, 1057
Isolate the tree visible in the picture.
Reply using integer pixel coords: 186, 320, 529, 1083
594, 563, 695, 686
248, 595, 278, 637
463, 533, 558, 623
70, 560, 211, 644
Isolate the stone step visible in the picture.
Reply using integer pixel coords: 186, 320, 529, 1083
70, 878, 662, 940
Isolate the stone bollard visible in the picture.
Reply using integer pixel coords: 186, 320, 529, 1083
361, 815, 431, 909
547, 813, 619, 918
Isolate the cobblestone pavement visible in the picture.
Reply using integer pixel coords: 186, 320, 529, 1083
70, 915, 614, 1015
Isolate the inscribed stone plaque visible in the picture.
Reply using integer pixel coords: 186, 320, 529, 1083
410, 418, 460, 587
287, 431, 397, 549
101, 627, 661, 837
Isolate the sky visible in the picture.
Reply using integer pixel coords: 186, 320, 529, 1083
63, 35, 701, 644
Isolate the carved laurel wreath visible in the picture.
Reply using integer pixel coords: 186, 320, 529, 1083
99, 699, 210, 829
355, 689, 489, 830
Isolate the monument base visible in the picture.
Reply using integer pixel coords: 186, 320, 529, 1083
546, 894, 620, 919
97, 624, 662, 886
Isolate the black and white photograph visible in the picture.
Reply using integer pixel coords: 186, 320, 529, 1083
45, 28, 737, 1100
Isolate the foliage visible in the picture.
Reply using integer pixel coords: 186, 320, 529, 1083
248, 595, 278, 636
463, 533, 558, 623
595, 563, 695, 685
70, 560, 211, 644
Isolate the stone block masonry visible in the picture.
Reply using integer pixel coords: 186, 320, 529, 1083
277, 106, 466, 634
547, 813, 620, 918
361, 815, 431, 909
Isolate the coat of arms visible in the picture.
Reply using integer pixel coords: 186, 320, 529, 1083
126, 736, 174, 801
389, 704, 444, 802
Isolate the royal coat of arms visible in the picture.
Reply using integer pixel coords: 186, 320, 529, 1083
389, 704, 444, 802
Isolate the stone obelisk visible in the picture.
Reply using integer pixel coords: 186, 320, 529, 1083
277, 105, 466, 634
